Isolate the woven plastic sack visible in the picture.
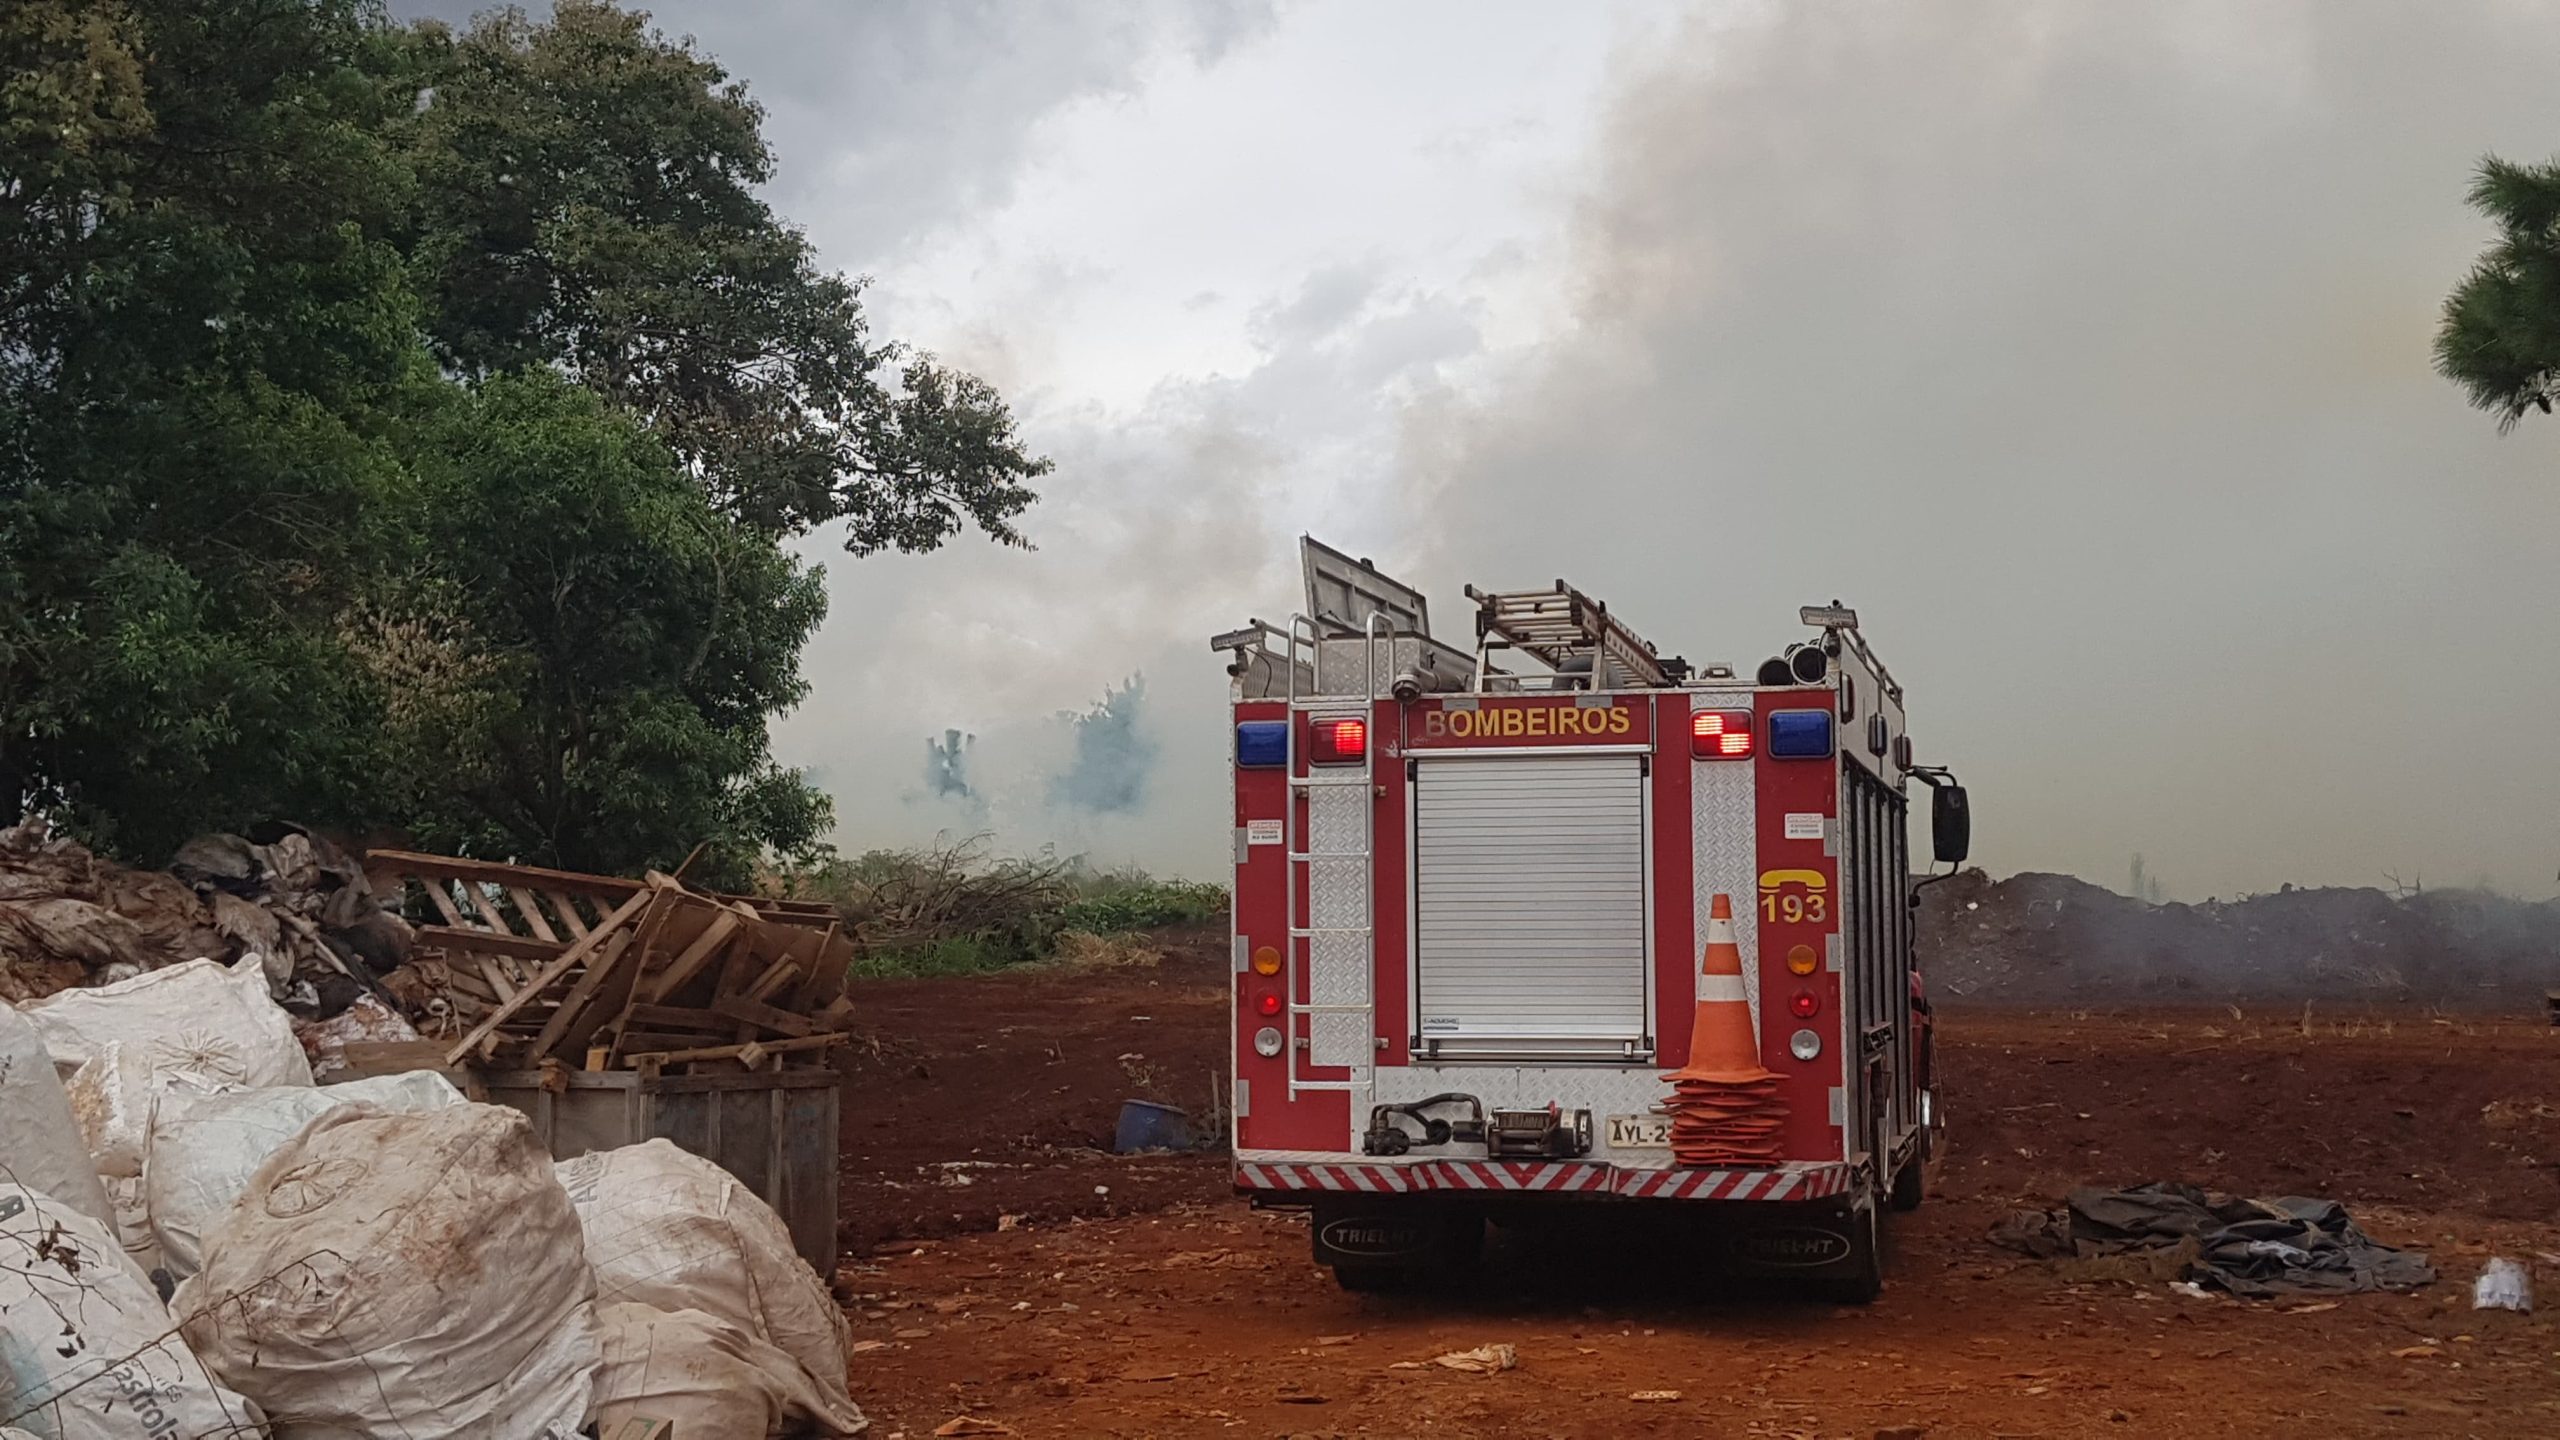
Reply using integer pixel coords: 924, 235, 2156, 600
0, 1004, 113, 1232
557, 1139, 858, 1428
176, 1104, 597, 1439
145, 1070, 465, 1278
0, 1183, 263, 1438
592, 1302, 867, 1437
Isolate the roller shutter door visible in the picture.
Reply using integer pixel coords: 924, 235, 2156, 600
1412, 753, 1650, 1053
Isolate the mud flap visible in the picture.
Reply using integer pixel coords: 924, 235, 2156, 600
1311, 1199, 1483, 1272
1725, 1197, 1884, 1300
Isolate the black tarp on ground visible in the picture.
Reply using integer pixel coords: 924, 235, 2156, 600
1989, 1181, 2436, 1298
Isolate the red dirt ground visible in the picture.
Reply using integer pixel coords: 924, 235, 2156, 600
836, 957, 2560, 1438
833, 926, 1234, 1251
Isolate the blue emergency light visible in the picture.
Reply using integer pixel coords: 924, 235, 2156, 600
1236, 720, 1290, 767
1767, 709, 1834, 759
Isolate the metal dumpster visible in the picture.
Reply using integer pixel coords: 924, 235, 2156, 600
477, 1067, 843, 1271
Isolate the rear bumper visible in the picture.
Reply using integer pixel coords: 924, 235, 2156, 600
1235, 1157, 1858, 1202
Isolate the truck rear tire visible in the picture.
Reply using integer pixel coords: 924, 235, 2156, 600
1821, 1200, 1886, 1304
1888, 1150, 1926, 1212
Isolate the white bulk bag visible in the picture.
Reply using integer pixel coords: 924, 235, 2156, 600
0, 1004, 113, 1231
592, 1303, 867, 1437
176, 1104, 598, 1440
557, 1140, 859, 1427
0, 1184, 263, 1439
21, 956, 310, 1087
145, 1070, 466, 1278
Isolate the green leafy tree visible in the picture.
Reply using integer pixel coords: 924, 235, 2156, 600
2436, 155, 2560, 429
0, 0, 423, 858
376, 372, 828, 884
2, 0, 1043, 878
398, 1, 1051, 549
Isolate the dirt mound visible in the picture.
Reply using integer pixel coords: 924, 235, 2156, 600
1921, 869, 2560, 1007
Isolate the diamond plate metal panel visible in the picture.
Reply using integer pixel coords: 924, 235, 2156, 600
1372, 1063, 1687, 1164
1306, 784, 1372, 1067
1689, 689, 1760, 1028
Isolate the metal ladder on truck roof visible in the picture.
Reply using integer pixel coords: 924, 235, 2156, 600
1282, 613, 1381, 1105
1466, 580, 1675, 689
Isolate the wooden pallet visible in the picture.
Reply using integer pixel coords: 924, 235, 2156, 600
365, 853, 852, 1074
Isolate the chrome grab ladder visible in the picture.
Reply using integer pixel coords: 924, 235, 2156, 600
1281, 612, 1382, 1103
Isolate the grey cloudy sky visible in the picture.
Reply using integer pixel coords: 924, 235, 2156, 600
399, 2, 2560, 898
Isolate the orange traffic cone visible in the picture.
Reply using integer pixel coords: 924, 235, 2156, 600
1666, 894, 1771, 1084
1659, 894, 1788, 1166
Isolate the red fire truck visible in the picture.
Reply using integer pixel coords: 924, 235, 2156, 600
1210, 540, 1969, 1299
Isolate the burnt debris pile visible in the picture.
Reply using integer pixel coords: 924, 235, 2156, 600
1920, 869, 2560, 1008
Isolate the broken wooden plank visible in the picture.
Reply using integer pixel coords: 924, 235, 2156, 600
640, 909, 743, 1004
438, 966, 500, 1003
462, 881, 513, 936
527, 925, 640, 1060
508, 886, 560, 944
417, 878, 469, 928
743, 958, 801, 1006
442, 885, 657, 1067
622, 1003, 734, 1034
616, 1029, 731, 1055
710, 992, 820, 1039
620, 1032, 849, 1067
367, 850, 648, 901
337, 1040, 461, 1077
415, 926, 568, 963
545, 890, 592, 940
783, 921, 845, 1011
566, 915, 657, 1066
476, 956, 518, 1004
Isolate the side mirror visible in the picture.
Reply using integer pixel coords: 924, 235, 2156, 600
1931, 784, 1970, 865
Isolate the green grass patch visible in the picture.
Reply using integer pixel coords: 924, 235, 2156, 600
1058, 874, 1228, 933
769, 841, 1229, 980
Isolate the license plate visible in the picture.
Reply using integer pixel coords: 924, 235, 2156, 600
1606, 1113, 1671, 1149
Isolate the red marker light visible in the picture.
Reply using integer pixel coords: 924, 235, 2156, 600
1691, 710, 1754, 759
1790, 990, 1820, 1019
1257, 992, 1284, 1016
1311, 716, 1367, 764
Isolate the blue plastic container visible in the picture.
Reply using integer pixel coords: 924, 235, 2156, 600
1113, 1100, 1196, 1153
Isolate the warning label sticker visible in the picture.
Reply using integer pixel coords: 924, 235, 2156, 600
1783, 813, 1826, 841
1246, 819, 1284, 846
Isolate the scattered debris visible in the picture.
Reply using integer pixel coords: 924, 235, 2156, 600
1631, 1389, 1683, 1402
2471, 1257, 2532, 1313
1990, 1182, 2435, 1297
0, 823, 860, 1079
933, 1418, 1016, 1437
1429, 1344, 1517, 1375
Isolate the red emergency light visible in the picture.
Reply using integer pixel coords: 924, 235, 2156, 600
1690, 709, 1753, 759
1310, 716, 1367, 765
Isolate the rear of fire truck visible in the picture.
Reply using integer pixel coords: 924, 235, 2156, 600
1210, 539, 1970, 1300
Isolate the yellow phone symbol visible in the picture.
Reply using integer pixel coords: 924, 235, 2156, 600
1757, 869, 1829, 924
